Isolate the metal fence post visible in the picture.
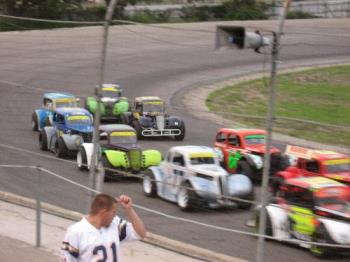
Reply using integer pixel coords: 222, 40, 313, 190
36, 166, 42, 248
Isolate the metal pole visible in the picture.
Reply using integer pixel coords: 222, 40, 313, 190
87, 0, 118, 211
256, 1, 291, 262
36, 167, 42, 248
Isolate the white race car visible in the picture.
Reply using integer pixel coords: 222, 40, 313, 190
142, 145, 254, 211
254, 176, 350, 257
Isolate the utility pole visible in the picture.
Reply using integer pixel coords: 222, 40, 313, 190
256, 1, 292, 262
87, 0, 118, 210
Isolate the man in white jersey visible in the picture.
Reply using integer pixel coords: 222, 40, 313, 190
60, 193, 146, 262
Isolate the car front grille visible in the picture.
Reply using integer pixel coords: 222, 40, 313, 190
71, 130, 93, 143
218, 175, 228, 197
128, 148, 141, 171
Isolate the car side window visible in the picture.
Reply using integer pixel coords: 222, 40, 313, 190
306, 160, 319, 173
285, 186, 313, 208
215, 132, 226, 143
228, 134, 240, 146
172, 153, 185, 167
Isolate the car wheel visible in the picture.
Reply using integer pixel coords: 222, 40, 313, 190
31, 112, 39, 131
174, 121, 185, 141
177, 182, 196, 211
55, 137, 67, 158
39, 130, 48, 151
77, 147, 88, 171
143, 170, 157, 197
133, 120, 143, 139
101, 155, 113, 182
310, 224, 333, 258
255, 211, 273, 237
238, 161, 255, 181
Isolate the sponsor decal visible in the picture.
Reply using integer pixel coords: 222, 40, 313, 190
190, 152, 215, 158
324, 158, 350, 165
111, 131, 136, 137
67, 115, 89, 121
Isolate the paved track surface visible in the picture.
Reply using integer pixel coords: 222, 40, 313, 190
0, 19, 350, 261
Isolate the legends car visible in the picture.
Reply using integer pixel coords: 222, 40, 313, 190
142, 145, 254, 211
39, 108, 93, 158
77, 124, 162, 181
214, 128, 289, 181
254, 176, 350, 257
271, 145, 350, 194
121, 96, 185, 140
32, 92, 79, 131
85, 84, 129, 122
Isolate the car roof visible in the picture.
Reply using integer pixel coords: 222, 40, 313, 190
217, 128, 266, 136
55, 107, 91, 116
286, 176, 345, 190
43, 92, 75, 100
170, 146, 216, 157
285, 145, 348, 161
99, 124, 135, 133
135, 96, 163, 102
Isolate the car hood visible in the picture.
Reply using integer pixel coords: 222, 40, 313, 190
316, 206, 350, 222
244, 144, 280, 154
108, 143, 140, 151
325, 172, 350, 183
189, 165, 227, 177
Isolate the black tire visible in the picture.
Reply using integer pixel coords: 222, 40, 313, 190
177, 181, 196, 211
101, 155, 113, 182
174, 121, 185, 141
39, 130, 48, 151
310, 224, 334, 258
255, 211, 273, 237
143, 170, 157, 197
77, 147, 88, 171
133, 120, 143, 139
55, 137, 67, 158
238, 161, 255, 181
238, 187, 255, 210
31, 112, 39, 131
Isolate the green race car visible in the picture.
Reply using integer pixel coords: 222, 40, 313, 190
77, 124, 162, 181
85, 84, 129, 122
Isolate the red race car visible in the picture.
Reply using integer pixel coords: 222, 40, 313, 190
271, 145, 350, 194
214, 128, 289, 181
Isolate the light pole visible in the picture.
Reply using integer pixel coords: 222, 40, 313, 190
256, 1, 292, 262
87, 0, 118, 210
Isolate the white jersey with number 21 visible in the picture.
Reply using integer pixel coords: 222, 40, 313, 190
60, 216, 140, 262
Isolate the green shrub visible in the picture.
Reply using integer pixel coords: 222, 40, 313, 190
287, 10, 317, 19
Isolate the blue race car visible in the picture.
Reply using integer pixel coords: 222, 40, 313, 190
31, 92, 79, 131
39, 107, 93, 158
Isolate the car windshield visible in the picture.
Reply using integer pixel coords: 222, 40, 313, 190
142, 101, 164, 113
66, 115, 92, 126
102, 90, 121, 98
190, 157, 215, 165
55, 98, 77, 108
324, 158, 350, 173
244, 134, 265, 145
189, 152, 215, 165
315, 187, 350, 213
110, 131, 137, 144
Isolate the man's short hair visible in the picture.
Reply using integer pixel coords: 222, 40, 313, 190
90, 193, 116, 215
